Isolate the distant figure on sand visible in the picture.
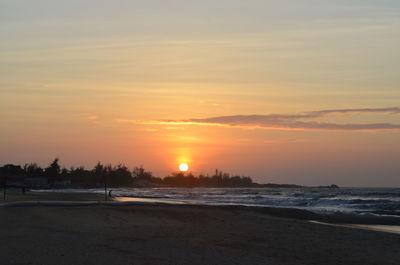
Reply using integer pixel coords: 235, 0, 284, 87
108, 190, 112, 198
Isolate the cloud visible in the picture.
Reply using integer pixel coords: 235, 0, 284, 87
152, 107, 400, 132
306, 107, 400, 118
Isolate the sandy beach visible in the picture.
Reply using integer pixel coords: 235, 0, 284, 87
0, 190, 399, 265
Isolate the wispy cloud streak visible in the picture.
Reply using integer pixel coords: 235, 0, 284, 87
154, 107, 400, 132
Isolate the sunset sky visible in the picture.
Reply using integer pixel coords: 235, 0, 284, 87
1, 0, 400, 186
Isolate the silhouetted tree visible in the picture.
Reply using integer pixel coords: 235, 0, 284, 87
24, 163, 44, 178
132, 166, 153, 180
45, 158, 61, 178
1, 161, 256, 188
108, 164, 133, 186
0, 164, 25, 176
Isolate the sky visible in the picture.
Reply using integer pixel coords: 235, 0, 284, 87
1, 0, 400, 186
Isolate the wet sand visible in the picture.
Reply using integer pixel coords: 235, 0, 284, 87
0, 190, 399, 265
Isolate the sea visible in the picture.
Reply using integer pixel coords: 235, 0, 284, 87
41, 187, 400, 216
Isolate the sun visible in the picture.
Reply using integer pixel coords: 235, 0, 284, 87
179, 163, 189, 172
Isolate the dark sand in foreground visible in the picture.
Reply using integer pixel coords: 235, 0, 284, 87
0, 190, 399, 265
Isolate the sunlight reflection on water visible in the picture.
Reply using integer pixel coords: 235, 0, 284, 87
115, 197, 185, 204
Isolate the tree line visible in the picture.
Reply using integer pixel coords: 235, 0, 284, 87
0, 159, 255, 188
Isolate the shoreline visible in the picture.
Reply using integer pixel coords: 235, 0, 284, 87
28, 187, 400, 218
3, 188, 400, 226
2, 193, 400, 232
309, 221, 400, 235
